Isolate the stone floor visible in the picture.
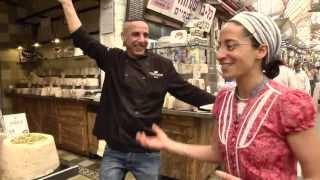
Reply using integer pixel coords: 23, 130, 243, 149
58, 150, 100, 180
59, 149, 166, 180
58, 149, 218, 180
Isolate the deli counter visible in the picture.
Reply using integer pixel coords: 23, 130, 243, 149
7, 93, 217, 180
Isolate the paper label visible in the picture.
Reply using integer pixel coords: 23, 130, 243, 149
1, 113, 29, 137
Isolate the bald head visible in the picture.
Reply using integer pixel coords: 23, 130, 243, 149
122, 20, 149, 35
121, 20, 149, 59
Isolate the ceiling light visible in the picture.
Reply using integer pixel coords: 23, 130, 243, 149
33, 42, 40, 47
52, 38, 61, 44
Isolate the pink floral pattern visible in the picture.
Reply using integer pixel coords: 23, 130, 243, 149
213, 80, 316, 180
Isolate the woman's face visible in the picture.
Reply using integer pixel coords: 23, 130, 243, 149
216, 22, 266, 80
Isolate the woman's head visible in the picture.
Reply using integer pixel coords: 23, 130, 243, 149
217, 11, 282, 80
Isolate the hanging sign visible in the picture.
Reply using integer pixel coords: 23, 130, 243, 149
147, 0, 215, 32
192, 3, 216, 32
147, 0, 201, 23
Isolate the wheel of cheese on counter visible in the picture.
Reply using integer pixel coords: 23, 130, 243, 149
0, 133, 60, 180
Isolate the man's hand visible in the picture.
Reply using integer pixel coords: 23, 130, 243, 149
215, 170, 241, 180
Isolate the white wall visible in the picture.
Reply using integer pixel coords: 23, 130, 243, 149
100, 0, 126, 48
99, 0, 127, 86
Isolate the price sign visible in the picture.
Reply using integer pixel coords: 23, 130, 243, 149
1, 113, 29, 138
147, 1, 215, 32
147, 0, 201, 22
193, 3, 216, 32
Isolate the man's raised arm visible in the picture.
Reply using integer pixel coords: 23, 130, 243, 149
58, 0, 82, 33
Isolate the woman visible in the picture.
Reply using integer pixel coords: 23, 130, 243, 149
136, 11, 320, 179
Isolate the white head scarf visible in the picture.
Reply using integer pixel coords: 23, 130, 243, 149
230, 11, 281, 63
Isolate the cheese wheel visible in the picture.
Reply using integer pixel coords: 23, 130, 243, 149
0, 133, 60, 180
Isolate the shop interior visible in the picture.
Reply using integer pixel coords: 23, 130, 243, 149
0, 0, 320, 179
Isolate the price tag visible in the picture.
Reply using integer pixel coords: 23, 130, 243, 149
1, 113, 29, 138
193, 3, 216, 32
199, 4, 216, 22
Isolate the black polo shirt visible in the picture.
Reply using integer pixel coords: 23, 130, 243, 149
71, 27, 215, 153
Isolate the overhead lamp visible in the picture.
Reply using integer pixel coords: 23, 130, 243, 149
52, 38, 61, 44
33, 42, 40, 48
17, 46, 23, 50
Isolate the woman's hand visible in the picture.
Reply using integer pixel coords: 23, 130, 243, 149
136, 124, 171, 151
215, 170, 241, 180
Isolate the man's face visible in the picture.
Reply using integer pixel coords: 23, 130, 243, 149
122, 21, 149, 59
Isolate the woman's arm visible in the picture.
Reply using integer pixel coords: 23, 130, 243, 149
136, 123, 222, 163
287, 127, 320, 179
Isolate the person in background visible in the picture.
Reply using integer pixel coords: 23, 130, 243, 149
57, 0, 214, 179
273, 59, 298, 88
294, 61, 311, 94
136, 11, 320, 179
306, 63, 318, 95
315, 62, 320, 82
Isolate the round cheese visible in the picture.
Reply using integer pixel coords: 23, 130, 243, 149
0, 133, 60, 180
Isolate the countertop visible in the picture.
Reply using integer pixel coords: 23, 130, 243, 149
7, 93, 212, 119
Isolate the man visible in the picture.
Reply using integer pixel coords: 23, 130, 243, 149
294, 61, 311, 94
58, 0, 214, 179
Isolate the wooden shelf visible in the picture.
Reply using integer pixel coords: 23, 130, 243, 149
45, 55, 90, 61
148, 45, 214, 50
17, 55, 91, 64
17, 60, 41, 64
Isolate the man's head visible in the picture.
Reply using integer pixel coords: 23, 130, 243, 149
121, 20, 149, 59
294, 61, 302, 71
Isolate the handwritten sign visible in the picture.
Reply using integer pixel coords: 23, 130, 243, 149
1, 113, 29, 138
147, 0, 201, 22
147, 0, 215, 32
190, 3, 216, 32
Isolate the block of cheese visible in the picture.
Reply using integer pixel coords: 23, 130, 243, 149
0, 133, 60, 180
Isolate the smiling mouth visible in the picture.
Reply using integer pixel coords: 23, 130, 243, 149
220, 63, 233, 69
135, 46, 146, 51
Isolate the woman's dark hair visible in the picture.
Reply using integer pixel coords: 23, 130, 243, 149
229, 20, 281, 79
262, 58, 282, 79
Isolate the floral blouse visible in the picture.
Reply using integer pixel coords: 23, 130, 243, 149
213, 80, 316, 180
